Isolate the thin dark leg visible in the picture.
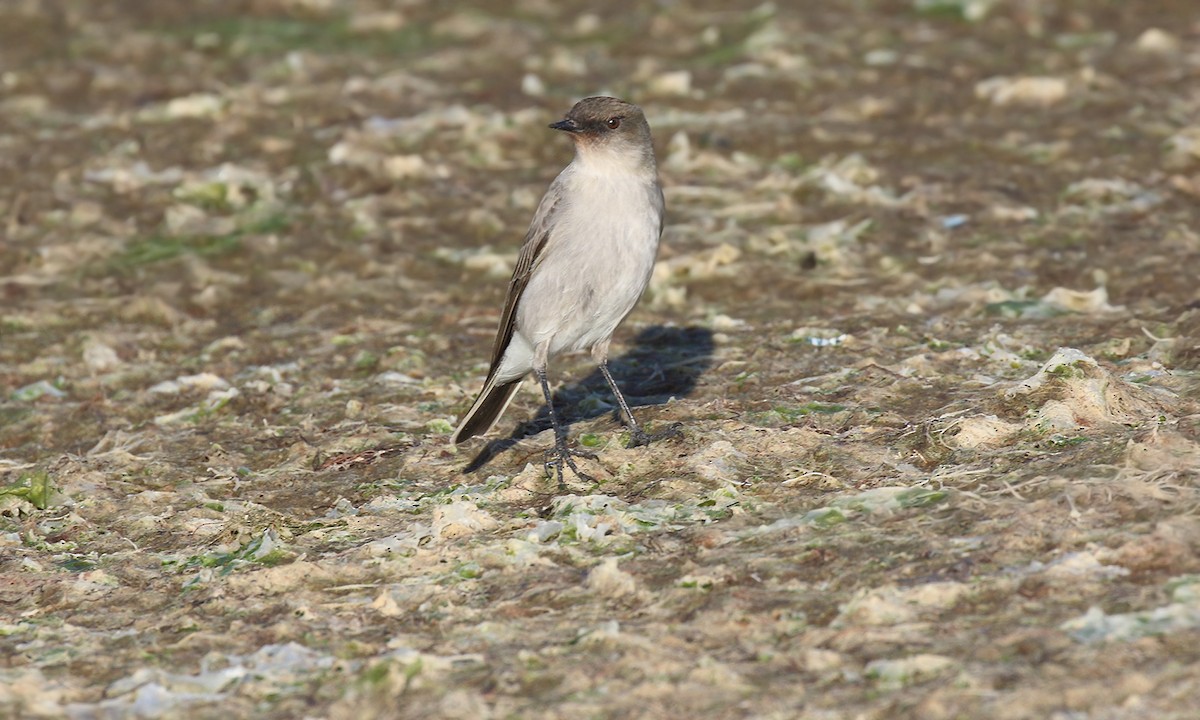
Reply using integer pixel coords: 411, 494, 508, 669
536, 367, 594, 486
598, 360, 682, 448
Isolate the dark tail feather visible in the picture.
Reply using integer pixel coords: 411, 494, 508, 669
451, 379, 523, 444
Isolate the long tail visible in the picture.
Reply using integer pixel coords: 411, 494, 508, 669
451, 377, 524, 444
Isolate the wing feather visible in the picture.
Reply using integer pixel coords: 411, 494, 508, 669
486, 177, 564, 369
451, 178, 566, 444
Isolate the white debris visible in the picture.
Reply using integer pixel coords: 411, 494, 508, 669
153, 387, 240, 425
0, 667, 64, 718
12, 380, 67, 401
951, 415, 1021, 449
329, 139, 450, 180
520, 73, 545, 97
432, 501, 498, 540
791, 327, 851, 347
148, 373, 232, 395
163, 93, 227, 119
1062, 599, 1200, 643
586, 557, 640, 599
83, 162, 184, 192
711, 314, 747, 332
1040, 286, 1122, 314
1031, 399, 1082, 433
1006, 348, 1163, 429
363, 525, 434, 557
835, 582, 969, 626
1062, 178, 1163, 213
647, 70, 692, 96
1031, 550, 1130, 581
975, 76, 1068, 107
1133, 28, 1179, 55
82, 342, 122, 372
803, 155, 903, 206
1006, 348, 1097, 397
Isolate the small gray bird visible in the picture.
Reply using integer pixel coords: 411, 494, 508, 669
451, 96, 667, 483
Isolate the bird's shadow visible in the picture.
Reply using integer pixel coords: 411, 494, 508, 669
463, 325, 715, 473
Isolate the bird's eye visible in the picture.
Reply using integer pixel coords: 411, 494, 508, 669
606, 117, 621, 129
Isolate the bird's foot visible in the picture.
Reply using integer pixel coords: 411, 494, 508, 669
626, 422, 684, 449
543, 445, 598, 488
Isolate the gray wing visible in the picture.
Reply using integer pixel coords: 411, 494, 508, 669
485, 176, 565, 370
654, 181, 665, 237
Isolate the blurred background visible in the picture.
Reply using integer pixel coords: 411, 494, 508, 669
2, 1, 1200, 718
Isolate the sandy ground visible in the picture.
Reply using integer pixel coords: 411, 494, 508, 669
3, 1, 1200, 718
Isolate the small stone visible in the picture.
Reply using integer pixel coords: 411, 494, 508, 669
83, 342, 122, 372
521, 73, 545, 97
383, 155, 429, 179
586, 557, 639, 599
711, 314, 746, 332
648, 70, 691, 97
975, 76, 1068, 107
1133, 28, 1179, 55
163, 92, 226, 119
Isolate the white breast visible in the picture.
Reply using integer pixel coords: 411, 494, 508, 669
515, 154, 663, 359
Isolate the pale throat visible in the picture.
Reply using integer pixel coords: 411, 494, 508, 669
572, 140, 655, 180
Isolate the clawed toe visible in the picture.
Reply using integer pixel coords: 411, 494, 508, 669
543, 447, 597, 485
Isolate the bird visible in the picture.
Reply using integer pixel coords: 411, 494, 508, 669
450, 96, 669, 484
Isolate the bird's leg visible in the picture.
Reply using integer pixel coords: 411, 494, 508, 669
597, 360, 682, 448
535, 366, 595, 487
